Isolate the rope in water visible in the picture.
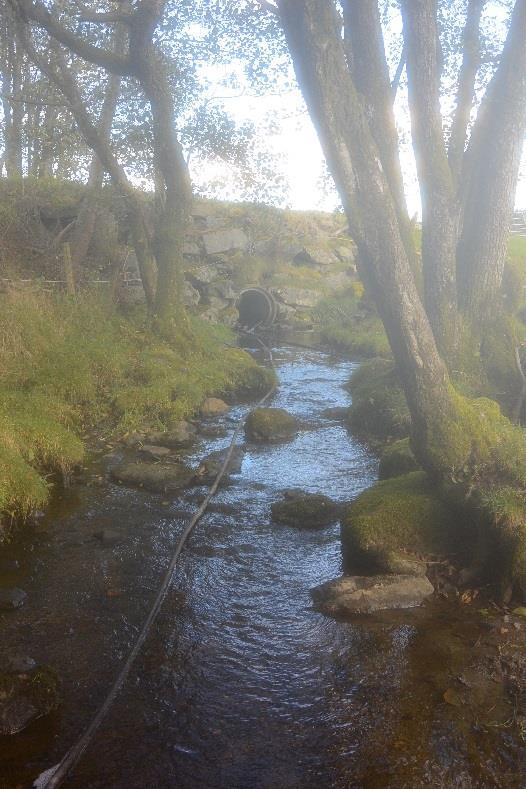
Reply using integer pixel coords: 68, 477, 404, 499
34, 330, 277, 789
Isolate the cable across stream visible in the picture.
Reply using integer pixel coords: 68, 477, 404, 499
34, 331, 277, 789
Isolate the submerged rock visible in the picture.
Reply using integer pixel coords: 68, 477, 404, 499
0, 666, 59, 736
200, 397, 230, 417
110, 461, 194, 493
194, 446, 245, 486
245, 408, 298, 442
0, 587, 27, 611
271, 493, 340, 529
311, 574, 434, 616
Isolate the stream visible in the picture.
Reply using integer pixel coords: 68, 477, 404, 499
1, 345, 526, 787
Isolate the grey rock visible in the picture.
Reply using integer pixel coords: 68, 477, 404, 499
293, 245, 338, 267
110, 461, 194, 493
203, 228, 249, 256
0, 587, 27, 611
138, 444, 174, 461
311, 574, 434, 616
144, 422, 197, 448
187, 264, 219, 285
275, 287, 319, 308
182, 280, 201, 307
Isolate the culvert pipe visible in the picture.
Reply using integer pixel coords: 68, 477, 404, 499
237, 287, 278, 328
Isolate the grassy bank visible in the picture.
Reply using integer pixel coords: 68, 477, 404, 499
0, 289, 272, 527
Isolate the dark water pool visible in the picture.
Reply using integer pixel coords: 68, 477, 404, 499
1, 347, 525, 787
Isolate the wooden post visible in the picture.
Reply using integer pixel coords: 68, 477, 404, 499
62, 242, 76, 296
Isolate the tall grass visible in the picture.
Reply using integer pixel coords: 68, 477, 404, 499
0, 289, 269, 522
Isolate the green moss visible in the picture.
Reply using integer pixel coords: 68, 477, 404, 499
346, 358, 411, 443
341, 471, 462, 573
379, 438, 419, 480
314, 289, 391, 358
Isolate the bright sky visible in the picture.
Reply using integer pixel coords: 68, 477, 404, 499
201, 83, 526, 215
195, 33, 526, 216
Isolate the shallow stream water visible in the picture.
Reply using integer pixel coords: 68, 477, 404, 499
1, 346, 525, 787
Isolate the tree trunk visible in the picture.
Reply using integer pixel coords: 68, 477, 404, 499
401, 0, 460, 356
131, 39, 193, 333
457, 0, 526, 324
278, 0, 459, 477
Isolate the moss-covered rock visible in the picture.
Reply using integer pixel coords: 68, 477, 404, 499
379, 438, 419, 480
482, 488, 526, 600
110, 461, 195, 493
231, 365, 277, 401
341, 472, 461, 574
346, 358, 411, 443
245, 408, 298, 442
271, 493, 340, 529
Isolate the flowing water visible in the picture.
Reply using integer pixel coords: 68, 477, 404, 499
1, 346, 525, 787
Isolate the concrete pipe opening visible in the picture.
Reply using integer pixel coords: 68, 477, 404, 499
237, 287, 278, 329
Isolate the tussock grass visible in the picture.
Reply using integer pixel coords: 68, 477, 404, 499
0, 289, 270, 523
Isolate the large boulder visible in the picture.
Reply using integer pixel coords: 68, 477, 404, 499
245, 408, 298, 442
203, 228, 249, 256
110, 461, 194, 493
271, 493, 340, 529
346, 358, 411, 443
311, 574, 434, 616
0, 666, 59, 736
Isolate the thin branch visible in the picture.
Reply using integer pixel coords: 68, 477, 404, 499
391, 43, 406, 101
448, 0, 486, 180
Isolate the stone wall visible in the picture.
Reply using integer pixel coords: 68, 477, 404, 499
123, 200, 358, 326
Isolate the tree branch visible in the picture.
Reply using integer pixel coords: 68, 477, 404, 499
448, 0, 486, 180
391, 43, 406, 101
10, 0, 132, 76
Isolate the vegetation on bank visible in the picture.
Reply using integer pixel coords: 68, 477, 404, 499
0, 288, 273, 526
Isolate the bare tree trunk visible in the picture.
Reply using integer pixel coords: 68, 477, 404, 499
129, 9, 193, 333
457, 0, 526, 324
278, 0, 458, 478
401, 0, 460, 356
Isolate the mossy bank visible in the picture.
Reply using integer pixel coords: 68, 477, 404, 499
0, 288, 274, 535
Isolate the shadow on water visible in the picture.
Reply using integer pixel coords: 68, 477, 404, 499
1, 347, 525, 787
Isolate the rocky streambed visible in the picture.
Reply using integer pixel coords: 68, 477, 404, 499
1, 345, 526, 787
